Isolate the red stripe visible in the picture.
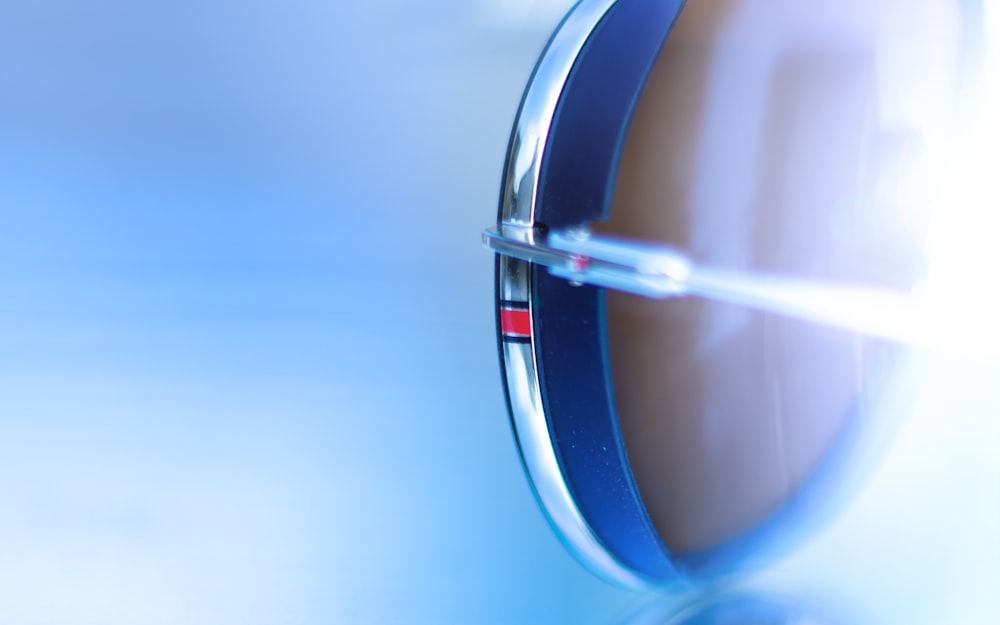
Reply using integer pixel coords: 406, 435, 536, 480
501, 308, 532, 337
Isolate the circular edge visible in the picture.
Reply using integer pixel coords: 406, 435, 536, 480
495, 0, 686, 588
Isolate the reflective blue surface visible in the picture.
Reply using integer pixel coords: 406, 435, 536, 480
0, 1, 997, 623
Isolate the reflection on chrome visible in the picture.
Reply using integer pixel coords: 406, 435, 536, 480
496, 0, 656, 589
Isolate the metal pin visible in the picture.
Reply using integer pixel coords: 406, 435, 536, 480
483, 225, 1000, 359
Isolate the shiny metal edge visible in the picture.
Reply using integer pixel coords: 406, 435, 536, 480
497, 0, 654, 589
486, 226, 693, 299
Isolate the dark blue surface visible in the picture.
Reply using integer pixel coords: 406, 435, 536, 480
532, 0, 686, 581
539, 0, 687, 227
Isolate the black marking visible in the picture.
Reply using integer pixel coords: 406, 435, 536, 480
499, 299, 530, 310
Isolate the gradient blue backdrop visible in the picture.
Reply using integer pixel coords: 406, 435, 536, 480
0, 1, 996, 624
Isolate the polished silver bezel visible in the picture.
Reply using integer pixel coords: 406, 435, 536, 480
497, 0, 655, 589
494, 0, 992, 593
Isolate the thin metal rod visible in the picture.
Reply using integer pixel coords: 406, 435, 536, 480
685, 267, 998, 358
484, 226, 1000, 359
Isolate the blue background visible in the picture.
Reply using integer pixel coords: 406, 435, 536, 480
0, 1, 996, 623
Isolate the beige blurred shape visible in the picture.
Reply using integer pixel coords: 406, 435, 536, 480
600, 0, 961, 553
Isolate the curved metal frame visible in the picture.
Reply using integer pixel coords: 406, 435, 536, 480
495, 0, 643, 589
495, 0, 686, 588
494, 0, 985, 589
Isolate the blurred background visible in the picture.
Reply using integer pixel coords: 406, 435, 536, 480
0, 1, 996, 624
